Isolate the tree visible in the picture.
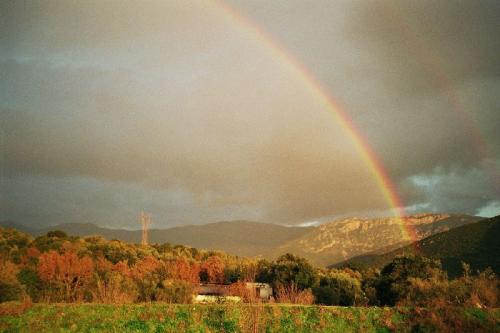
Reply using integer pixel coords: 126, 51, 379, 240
0, 260, 24, 302
375, 255, 445, 306
17, 268, 42, 302
37, 250, 94, 302
88, 257, 137, 303
313, 269, 364, 305
0, 228, 32, 262
255, 259, 274, 284
200, 256, 225, 283
46, 230, 68, 238
131, 256, 161, 301
175, 258, 200, 284
269, 253, 317, 290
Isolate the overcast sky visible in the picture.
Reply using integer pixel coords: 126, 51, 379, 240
1, 0, 499, 229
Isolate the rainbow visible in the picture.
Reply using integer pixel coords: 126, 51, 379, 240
212, 1, 420, 245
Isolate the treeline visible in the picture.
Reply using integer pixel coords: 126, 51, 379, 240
0, 227, 498, 308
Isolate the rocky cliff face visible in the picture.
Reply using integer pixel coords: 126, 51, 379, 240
273, 214, 482, 266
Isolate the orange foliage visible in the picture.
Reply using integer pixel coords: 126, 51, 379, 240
200, 256, 225, 284
37, 250, 94, 302
26, 247, 41, 258
0, 260, 20, 284
0, 296, 32, 316
95, 256, 113, 273
229, 281, 258, 303
275, 284, 314, 305
20, 246, 42, 265
170, 257, 200, 284
131, 256, 160, 279
113, 260, 132, 277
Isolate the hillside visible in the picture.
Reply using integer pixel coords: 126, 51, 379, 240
335, 215, 500, 277
146, 221, 314, 257
1, 213, 482, 265
0, 220, 313, 258
273, 214, 482, 266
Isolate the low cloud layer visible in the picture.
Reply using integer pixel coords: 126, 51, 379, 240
1, 1, 498, 228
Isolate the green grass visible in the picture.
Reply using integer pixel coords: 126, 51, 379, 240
0, 303, 499, 333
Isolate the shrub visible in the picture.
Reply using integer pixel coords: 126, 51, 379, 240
17, 268, 42, 302
0, 296, 32, 316
46, 230, 68, 238
156, 279, 196, 303
0, 260, 24, 302
228, 281, 259, 303
90, 269, 137, 303
375, 255, 445, 306
313, 270, 364, 306
275, 283, 314, 304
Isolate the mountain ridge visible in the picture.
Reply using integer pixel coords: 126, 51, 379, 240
334, 215, 500, 277
271, 213, 483, 266
0, 213, 484, 265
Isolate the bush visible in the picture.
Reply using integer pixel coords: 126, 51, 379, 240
375, 255, 445, 306
0, 296, 32, 316
0, 260, 24, 302
46, 230, 68, 238
313, 270, 364, 306
17, 268, 42, 302
275, 283, 314, 304
156, 280, 196, 303
228, 281, 259, 303
90, 270, 137, 303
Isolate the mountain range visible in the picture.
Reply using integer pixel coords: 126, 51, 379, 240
334, 215, 500, 277
0, 213, 484, 267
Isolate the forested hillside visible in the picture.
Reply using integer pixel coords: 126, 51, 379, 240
336, 215, 500, 277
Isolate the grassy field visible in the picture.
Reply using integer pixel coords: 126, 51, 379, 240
0, 303, 499, 332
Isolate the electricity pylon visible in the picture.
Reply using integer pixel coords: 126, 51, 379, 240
139, 210, 152, 246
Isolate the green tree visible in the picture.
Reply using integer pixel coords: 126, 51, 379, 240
313, 270, 364, 305
17, 268, 42, 302
376, 255, 445, 305
257, 254, 317, 290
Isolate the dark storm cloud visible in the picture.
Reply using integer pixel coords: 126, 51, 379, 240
0, 51, 387, 225
1, 1, 499, 227
346, 0, 500, 96
341, 0, 500, 213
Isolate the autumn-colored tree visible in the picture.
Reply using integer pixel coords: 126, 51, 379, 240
241, 260, 258, 282
90, 257, 137, 303
130, 256, 161, 301
173, 257, 200, 284
37, 250, 94, 302
19, 246, 41, 266
26, 246, 41, 259
131, 256, 160, 280
228, 281, 258, 303
0, 260, 24, 302
200, 256, 225, 284
113, 260, 132, 277
275, 283, 314, 305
